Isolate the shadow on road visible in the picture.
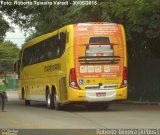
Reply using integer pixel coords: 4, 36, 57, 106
7, 91, 160, 112
19, 101, 126, 112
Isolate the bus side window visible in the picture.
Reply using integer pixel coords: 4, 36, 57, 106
40, 42, 47, 62
45, 36, 59, 60
55, 35, 60, 57
21, 32, 67, 68
32, 46, 37, 64
28, 47, 33, 65
35, 43, 41, 63
46, 40, 53, 59
59, 31, 67, 56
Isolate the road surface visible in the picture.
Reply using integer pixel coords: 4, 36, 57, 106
0, 91, 160, 135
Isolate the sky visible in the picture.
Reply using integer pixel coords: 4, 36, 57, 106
4, 16, 28, 48
5, 26, 27, 48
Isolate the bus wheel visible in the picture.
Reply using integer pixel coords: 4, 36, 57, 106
53, 91, 61, 110
46, 90, 54, 109
22, 90, 25, 100
22, 89, 31, 106
25, 100, 30, 106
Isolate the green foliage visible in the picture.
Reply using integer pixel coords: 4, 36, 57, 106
0, 41, 20, 71
95, 0, 160, 59
0, 0, 160, 59
0, 15, 10, 41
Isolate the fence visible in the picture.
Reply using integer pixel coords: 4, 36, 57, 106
6, 73, 18, 90
128, 59, 160, 102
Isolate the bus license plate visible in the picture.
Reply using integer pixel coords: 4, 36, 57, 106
96, 92, 106, 97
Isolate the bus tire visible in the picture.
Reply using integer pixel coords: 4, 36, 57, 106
25, 100, 30, 106
53, 91, 61, 110
46, 89, 54, 109
22, 89, 30, 106
22, 89, 25, 100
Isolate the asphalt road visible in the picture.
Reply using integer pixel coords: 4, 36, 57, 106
0, 91, 160, 135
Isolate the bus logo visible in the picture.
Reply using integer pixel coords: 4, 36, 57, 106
78, 79, 84, 85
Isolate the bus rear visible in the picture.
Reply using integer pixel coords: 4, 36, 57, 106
68, 23, 127, 104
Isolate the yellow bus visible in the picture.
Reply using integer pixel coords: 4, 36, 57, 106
15, 22, 127, 110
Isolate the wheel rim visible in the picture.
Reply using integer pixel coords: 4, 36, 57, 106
47, 93, 51, 106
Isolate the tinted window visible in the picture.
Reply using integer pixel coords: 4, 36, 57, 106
22, 31, 67, 68
89, 37, 110, 43
59, 31, 67, 56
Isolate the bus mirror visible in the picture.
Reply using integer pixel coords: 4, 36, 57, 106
14, 59, 20, 74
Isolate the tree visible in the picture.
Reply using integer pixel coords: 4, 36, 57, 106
0, 15, 10, 41
0, 41, 20, 71
1, 0, 160, 59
